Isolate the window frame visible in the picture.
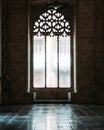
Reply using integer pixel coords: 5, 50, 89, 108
27, 1, 76, 93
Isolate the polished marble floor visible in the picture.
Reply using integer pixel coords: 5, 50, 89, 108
0, 104, 104, 130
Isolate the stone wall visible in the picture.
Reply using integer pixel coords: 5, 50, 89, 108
95, 0, 104, 103
0, 0, 1, 104
1, 0, 104, 104
7, 0, 33, 103
71, 0, 95, 103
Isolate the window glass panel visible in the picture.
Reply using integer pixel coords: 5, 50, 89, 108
32, 6, 73, 89
46, 36, 57, 88
33, 36, 45, 88
59, 36, 71, 88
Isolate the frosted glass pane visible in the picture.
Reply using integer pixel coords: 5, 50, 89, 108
59, 36, 71, 88
46, 36, 57, 88
33, 36, 45, 88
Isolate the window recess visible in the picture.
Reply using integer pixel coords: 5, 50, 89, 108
28, 1, 75, 91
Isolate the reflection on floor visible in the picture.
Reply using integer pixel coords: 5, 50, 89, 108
0, 104, 104, 130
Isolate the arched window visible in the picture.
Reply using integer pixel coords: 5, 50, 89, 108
28, 1, 76, 92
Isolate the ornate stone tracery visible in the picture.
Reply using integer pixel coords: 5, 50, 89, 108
33, 8, 71, 36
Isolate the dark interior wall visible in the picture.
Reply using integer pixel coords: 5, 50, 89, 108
0, 0, 1, 104
1, 0, 104, 104
71, 0, 96, 103
1, 0, 11, 104
72, 0, 104, 104
6, 0, 33, 104
95, 0, 104, 103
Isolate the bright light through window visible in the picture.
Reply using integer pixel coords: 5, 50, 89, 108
32, 7, 72, 88
33, 36, 71, 88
